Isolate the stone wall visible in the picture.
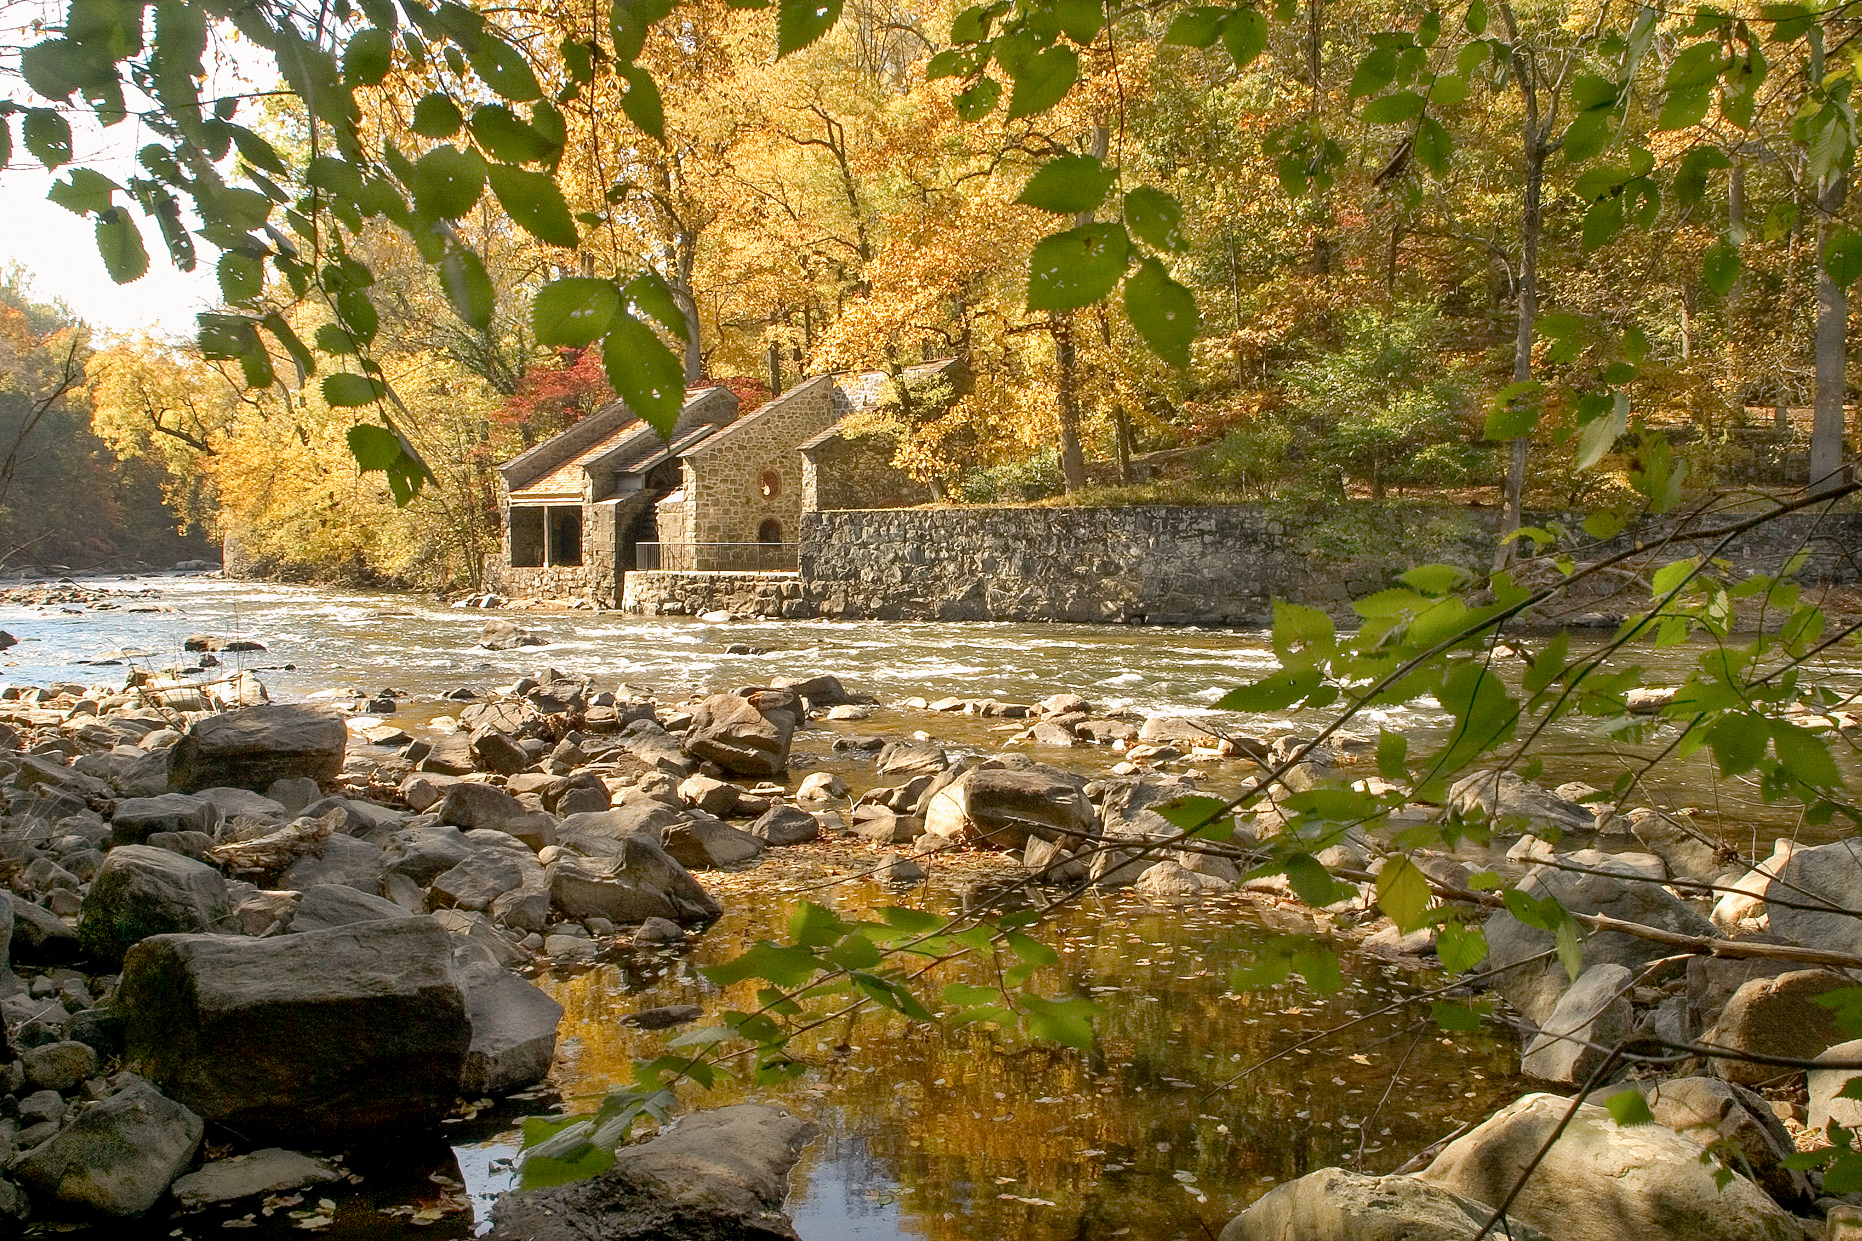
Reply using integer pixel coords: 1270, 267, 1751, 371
661, 375, 841, 568
796, 504, 1862, 625
801, 429, 931, 511
620, 571, 810, 618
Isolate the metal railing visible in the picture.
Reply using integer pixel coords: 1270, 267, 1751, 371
631, 542, 798, 572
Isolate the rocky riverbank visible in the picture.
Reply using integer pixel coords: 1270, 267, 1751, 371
0, 635, 1859, 1238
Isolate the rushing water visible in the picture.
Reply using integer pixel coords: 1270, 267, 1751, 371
3, 573, 1855, 1238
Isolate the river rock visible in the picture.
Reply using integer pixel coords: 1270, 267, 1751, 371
453, 937, 562, 1095
1634, 1076, 1813, 1208
1624, 808, 1723, 884
167, 704, 346, 793
1418, 1092, 1803, 1241
118, 918, 470, 1142
13, 1074, 203, 1217
679, 774, 741, 817
383, 824, 474, 885
661, 816, 766, 869
874, 851, 926, 884
618, 719, 695, 775
849, 810, 923, 845
1448, 770, 1596, 838
795, 772, 846, 802
921, 765, 1095, 852
471, 727, 532, 776
1479, 855, 1716, 1025
1519, 962, 1633, 1085
545, 834, 722, 925
279, 832, 385, 893
1702, 969, 1848, 1087
1135, 860, 1234, 899
1810, 1039, 1862, 1132
478, 620, 543, 650
169, 1148, 341, 1208
289, 883, 412, 933
683, 694, 793, 778
1218, 1166, 1541, 1241
1766, 838, 1862, 955
23, 1039, 97, 1092
78, 846, 232, 967
436, 783, 557, 851
109, 793, 218, 846
6, 892, 77, 963
749, 805, 820, 846
1713, 839, 1797, 932
418, 734, 476, 777
487, 1104, 817, 1241
875, 740, 947, 778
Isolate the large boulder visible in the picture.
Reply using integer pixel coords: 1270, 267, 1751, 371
1418, 1092, 1803, 1241
659, 815, 766, 870
383, 825, 474, 886
1479, 854, 1716, 1025
1702, 969, 1848, 1087
109, 793, 218, 847
288, 883, 412, 933
748, 806, 819, 846
169, 1148, 342, 1209
1218, 1166, 1542, 1241
1519, 963, 1634, 1085
1636, 1076, 1813, 1208
453, 938, 561, 1095
921, 765, 1096, 852
617, 720, 695, 776
546, 835, 722, 925
436, 783, 557, 852
118, 918, 470, 1143
682, 694, 793, 779
78, 846, 232, 967
1766, 839, 1862, 955
166, 704, 345, 793
1808, 1039, 1862, 1132
1449, 770, 1596, 838
486, 1104, 817, 1241
14, 1075, 202, 1218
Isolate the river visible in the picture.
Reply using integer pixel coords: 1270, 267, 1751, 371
2, 573, 1851, 1239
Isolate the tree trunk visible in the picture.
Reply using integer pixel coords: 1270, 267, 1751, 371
1498, 2, 1546, 558
1055, 312, 1087, 493
1813, 173, 1849, 493
1112, 405, 1135, 484
673, 235, 704, 385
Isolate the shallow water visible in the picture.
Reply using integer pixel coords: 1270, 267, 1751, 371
5, 575, 1857, 1237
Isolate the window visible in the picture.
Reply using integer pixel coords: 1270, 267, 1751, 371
509, 507, 545, 567
757, 518, 783, 545
759, 469, 781, 499
548, 506, 584, 566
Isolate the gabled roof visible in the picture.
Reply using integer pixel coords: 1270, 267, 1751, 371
797, 358, 971, 453
510, 419, 647, 501
681, 373, 838, 459
501, 386, 735, 502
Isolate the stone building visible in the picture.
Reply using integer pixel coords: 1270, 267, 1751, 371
489, 387, 738, 604
798, 357, 968, 512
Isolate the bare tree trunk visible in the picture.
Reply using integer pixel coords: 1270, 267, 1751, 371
1813, 173, 1849, 493
1498, 2, 1547, 557
1055, 312, 1087, 492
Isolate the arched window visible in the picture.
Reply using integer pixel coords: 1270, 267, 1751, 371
757, 518, 783, 545
759, 469, 781, 499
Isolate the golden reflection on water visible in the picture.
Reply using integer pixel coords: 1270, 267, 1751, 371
535, 847, 1525, 1241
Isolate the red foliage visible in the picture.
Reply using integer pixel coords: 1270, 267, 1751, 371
496, 350, 616, 437
706, 375, 773, 413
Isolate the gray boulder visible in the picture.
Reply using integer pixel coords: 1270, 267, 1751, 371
169, 1148, 341, 1209
1479, 856, 1716, 1025
78, 846, 232, 967
1419, 1092, 1803, 1241
1520, 963, 1633, 1085
546, 836, 721, 925
6, 893, 77, 963
921, 765, 1095, 852
1218, 1166, 1541, 1241
383, 824, 474, 885
617, 720, 695, 776
1767, 838, 1862, 955
167, 705, 346, 793
875, 740, 947, 777
660, 816, 766, 870
682, 694, 793, 778
289, 883, 412, 933
109, 793, 218, 847
118, 918, 470, 1142
748, 806, 819, 846
23, 1040, 98, 1092
1808, 1038, 1862, 1132
1625, 809, 1723, 885
1135, 861, 1234, 899
454, 937, 562, 1095
1635, 1076, 1813, 1208
1449, 770, 1596, 837
436, 783, 557, 852
278, 832, 384, 893
1702, 969, 1848, 1087
486, 1104, 817, 1241
14, 1075, 202, 1217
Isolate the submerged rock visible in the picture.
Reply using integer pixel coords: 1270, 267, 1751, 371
486, 1104, 818, 1241
169, 1148, 341, 1209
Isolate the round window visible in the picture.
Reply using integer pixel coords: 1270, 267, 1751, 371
759, 469, 781, 499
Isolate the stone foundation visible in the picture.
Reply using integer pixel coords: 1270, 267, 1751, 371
621, 571, 812, 618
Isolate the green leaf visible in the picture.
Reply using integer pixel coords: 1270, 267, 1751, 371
1219, 8, 1266, 69
1651, 557, 1699, 597
1576, 391, 1629, 470
344, 26, 394, 85
777, 0, 844, 56
534, 278, 621, 347
1016, 154, 1116, 214
346, 423, 402, 470
1020, 994, 1095, 1049
21, 39, 86, 102
441, 246, 494, 330
788, 901, 848, 947
1430, 1001, 1483, 1031
94, 207, 149, 283
47, 168, 120, 216
325, 373, 388, 407
1657, 82, 1712, 131
1376, 855, 1431, 932
412, 93, 464, 138
1290, 944, 1343, 993
487, 162, 579, 248
1435, 920, 1487, 975
1375, 728, 1408, 781
1272, 600, 1335, 662
1282, 853, 1344, 906
1155, 795, 1230, 834
467, 30, 543, 101
1553, 915, 1583, 982
1431, 73, 1468, 106
702, 940, 822, 988
603, 312, 687, 437
261, 312, 314, 384
1703, 237, 1741, 296
877, 906, 945, 935
1825, 228, 1862, 287
217, 251, 263, 303
1215, 664, 1320, 712
23, 109, 73, 169
470, 104, 557, 163
1362, 90, 1424, 125
1412, 116, 1450, 173
1006, 45, 1079, 119
625, 270, 690, 341
1400, 564, 1465, 595
1054, 0, 1104, 44
1772, 720, 1842, 790
410, 144, 486, 219
1122, 258, 1199, 369
1584, 509, 1624, 540
1349, 48, 1397, 98
1485, 381, 1542, 440
1124, 185, 1187, 253
1163, 7, 1225, 46
954, 77, 1001, 120
1027, 221, 1129, 311
621, 65, 666, 143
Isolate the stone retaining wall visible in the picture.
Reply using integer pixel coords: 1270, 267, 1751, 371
620, 571, 810, 618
